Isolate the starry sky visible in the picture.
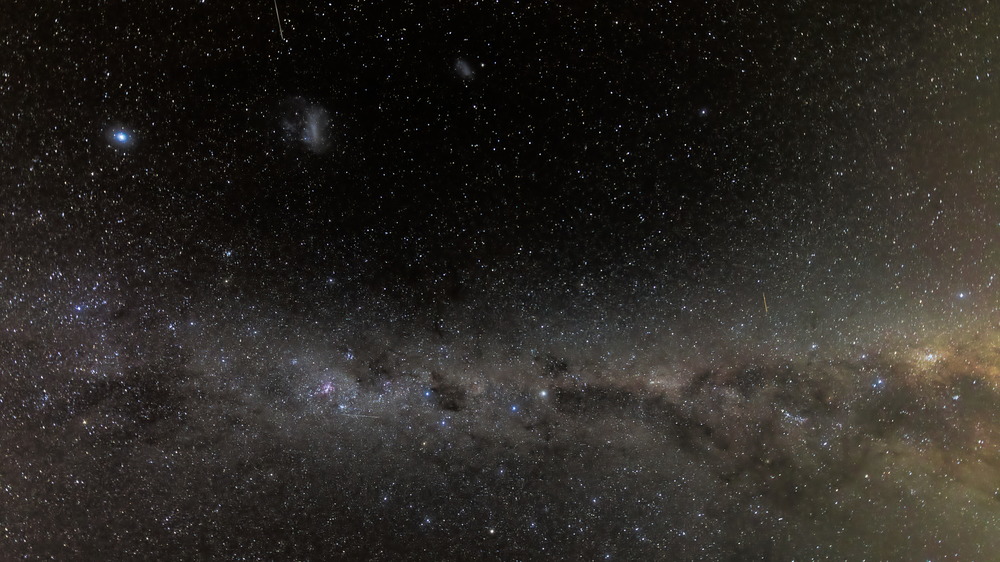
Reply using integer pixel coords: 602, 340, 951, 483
2, 1, 1000, 559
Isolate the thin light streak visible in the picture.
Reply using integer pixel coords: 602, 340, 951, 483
274, 0, 285, 41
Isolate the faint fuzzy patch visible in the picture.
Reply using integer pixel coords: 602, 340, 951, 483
280, 96, 330, 153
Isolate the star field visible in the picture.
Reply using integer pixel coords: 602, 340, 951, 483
1, 1, 999, 560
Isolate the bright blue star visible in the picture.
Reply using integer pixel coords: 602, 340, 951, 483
113, 131, 129, 143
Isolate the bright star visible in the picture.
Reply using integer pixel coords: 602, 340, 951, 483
106, 126, 135, 149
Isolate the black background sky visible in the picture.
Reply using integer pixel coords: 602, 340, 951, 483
2, 1, 999, 560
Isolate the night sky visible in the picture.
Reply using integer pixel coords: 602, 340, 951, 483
3, 1, 1000, 559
